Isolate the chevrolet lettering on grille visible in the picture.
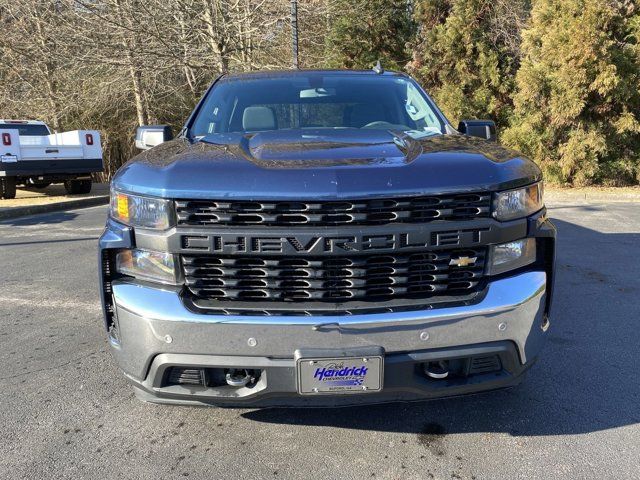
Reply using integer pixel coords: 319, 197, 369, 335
180, 228, 491, 255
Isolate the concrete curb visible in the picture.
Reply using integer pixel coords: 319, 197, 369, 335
546, 189, 640, 203
0, 195, 109, 221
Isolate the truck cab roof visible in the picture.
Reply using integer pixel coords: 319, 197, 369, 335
0, 120, 52, 136
0, 119, 49, 126
219, 68, 408, 80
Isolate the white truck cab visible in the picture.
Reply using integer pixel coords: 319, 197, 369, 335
0, 119, 103, 199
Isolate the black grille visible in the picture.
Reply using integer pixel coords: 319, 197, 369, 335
101, 250, 117, 339
176, 193, 491, 227
182, 248, 486, 312
167, 368, 205, 386
469, 355, 502, 375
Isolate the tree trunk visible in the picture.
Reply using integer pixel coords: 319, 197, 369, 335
203, 0, 229, 74
116, 0, 150, 126
33, 10, 61, 130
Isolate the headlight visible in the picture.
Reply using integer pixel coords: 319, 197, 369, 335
488, 238, 537, 275
110, 190, 173, 229
493, 182, 544, 221
115, 249, 179, 284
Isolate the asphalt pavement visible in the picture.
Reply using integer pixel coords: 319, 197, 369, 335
0, 202, 639, 480
0, 183, 109, 220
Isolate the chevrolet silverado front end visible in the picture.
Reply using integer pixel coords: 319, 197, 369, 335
99, 69, 556, 407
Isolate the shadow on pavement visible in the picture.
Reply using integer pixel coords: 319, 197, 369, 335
1, 210, 79, 227
243, 217, 640, 438
0, 237, 98, 247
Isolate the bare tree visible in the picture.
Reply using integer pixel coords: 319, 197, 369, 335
0, 0, 331, 178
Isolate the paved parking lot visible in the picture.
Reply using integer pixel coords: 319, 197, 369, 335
0, 202, 638, 479
0, 183, 108, 220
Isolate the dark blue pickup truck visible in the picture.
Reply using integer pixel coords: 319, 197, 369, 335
99, 69, 556, 407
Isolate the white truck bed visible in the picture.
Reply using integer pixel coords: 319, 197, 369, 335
0, 122, 104, 198
0, 129, 103, 172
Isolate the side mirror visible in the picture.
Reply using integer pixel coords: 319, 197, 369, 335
135, 125, 173, 150
458, 120, 497, 142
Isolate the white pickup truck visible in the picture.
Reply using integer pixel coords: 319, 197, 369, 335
0, 120, 103, 199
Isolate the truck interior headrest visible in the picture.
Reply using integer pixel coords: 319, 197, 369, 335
243, 106, 277, 132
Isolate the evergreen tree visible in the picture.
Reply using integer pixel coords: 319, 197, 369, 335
503, 0, 640, 185
325, 0, 415, 70
409, 0, 529, 128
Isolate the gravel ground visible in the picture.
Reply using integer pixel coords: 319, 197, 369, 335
0, 201, 638, 480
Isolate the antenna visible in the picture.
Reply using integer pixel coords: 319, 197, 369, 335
372, 60, 384, 74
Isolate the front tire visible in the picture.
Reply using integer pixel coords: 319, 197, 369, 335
1, 177, 16, 199
64, 179, 92, 195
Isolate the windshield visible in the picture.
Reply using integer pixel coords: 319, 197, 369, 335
0, 123, 50, 136
189, 73, 444, 138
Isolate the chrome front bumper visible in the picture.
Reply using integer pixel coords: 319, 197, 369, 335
109, 271, 548, 391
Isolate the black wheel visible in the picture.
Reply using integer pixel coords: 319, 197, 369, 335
1, 177, 16, 199
64, 179, 92, 195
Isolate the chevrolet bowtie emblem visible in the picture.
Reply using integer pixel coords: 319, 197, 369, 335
449, 256, 477, 267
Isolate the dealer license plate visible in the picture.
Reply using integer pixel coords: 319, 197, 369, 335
297, 356, 383, 395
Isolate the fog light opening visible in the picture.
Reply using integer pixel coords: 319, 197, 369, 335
424, 361, 449, 379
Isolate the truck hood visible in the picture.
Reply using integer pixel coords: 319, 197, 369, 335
113, 129, 541, 199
